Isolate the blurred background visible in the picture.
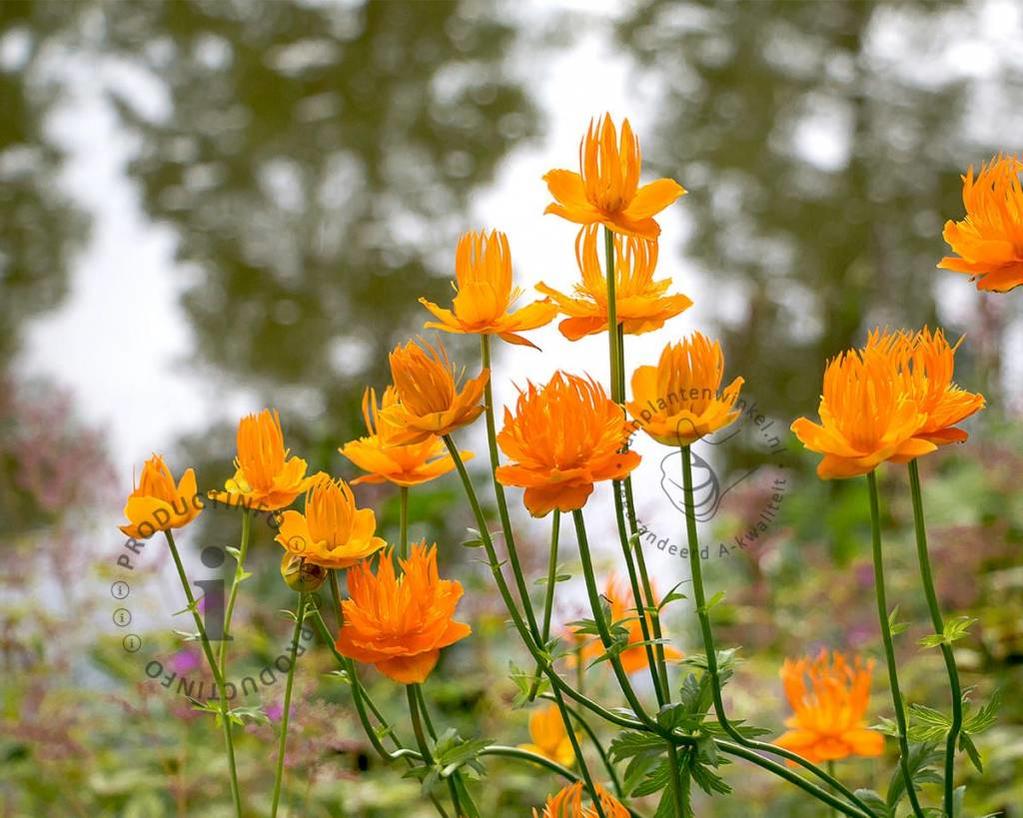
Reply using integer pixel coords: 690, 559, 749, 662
2, 0, 1021, 815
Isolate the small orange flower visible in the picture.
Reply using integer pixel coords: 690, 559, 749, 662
210, 409, 320, 511
537, 225, 692, 340
627, 333, 744, 446
336, 542, 471, 684
495, 373, 640, 517
519, 704, 576, 767
382, 339, 489, 444
791, 337, 936, 479
544, 114, 686, 240
775, 650, 885, 765
119, 455, 202, 539
868, 327, 985, 448
938, 154, 1023, 292
532, 782, 630, 818
418, 230, 557, 347
275, 477, 385, 569
340, 387, 473, 487
573, 575, 683, 675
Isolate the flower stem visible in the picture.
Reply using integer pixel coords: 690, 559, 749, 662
540, 692, 623, 797
867, 470, 927, 818
270, 593, 306, 818
163, 530, 243, 818
218, 509, 252, 672
680, 447, 875, 817
399, 485, 409, 559
907, 459, 964, 818
527, 509, 561, 701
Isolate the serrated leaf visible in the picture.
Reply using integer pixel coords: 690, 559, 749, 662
886, 742, 942, 810
959, 732, 983, 774
889, 605, 908, 636
853, 789, 890, 818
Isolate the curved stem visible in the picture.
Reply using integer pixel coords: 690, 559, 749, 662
679, 447, 875, 817
908, 459, 963, 818
540, 693, 623, 797
270, 593, 306, 818
528, 509, 561, 701
218, 509, 252, 672
163, 531, 242, 818
399, 486, 409, 560
867, 470, 927, 818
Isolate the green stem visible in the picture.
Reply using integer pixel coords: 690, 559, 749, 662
908, 459, 963, 818
867, 470, 927, 818
270, 593, 306, 818
218, 509, 252, 672
540, 693, 623, 797
603, 226, 621, 404
679, 447, 875, 817
399, 485, 409, 560
528, 509, 561, 701
480, 334, 543, 643
828, 760, 839, 818
163, 531, 242, 818
408, 685, 474, 817
666, 742, 685, 818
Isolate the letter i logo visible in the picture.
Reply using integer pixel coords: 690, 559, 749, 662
195, 546, 230, 641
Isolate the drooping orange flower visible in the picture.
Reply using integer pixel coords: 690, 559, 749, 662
382, 339, 489, 445
938, 154, 1023, 292
495, 372, 640, 517
336, 542, 471, 684
774, 650, 885, 765
627, 333, 744, 446
119, 455, 203, 539
275, 477, 385, 569
519, 703, 576, 767
418, 230, 557, 347
791, 337, 936, 479
532, 782, 630, 818
209, 409, 321, 511
867, 327, 986, 448
340, 387, 473, 487
537, 225, 692, 341
544, 114, 686, 240
573, 575, 683, 675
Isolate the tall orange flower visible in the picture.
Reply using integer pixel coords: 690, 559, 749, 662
382, 339, 488, 444
938, 154, 1023, 292
418, 230, 557, 347
495, 372, 640, 517
340, 387, 472, 487
336, 543, 471, 684
791, 338, 936, 479
544, 114, 686, 240
210, 409, 320, 511
519, 704, 576, 767
275, 477, 385, 569
774, 650, 885, 765
119, 455, 202, 539
627, 333, 744, 446
532, 782, 630, 818
574, 575, 683, 675
868, 327, 985, 448
537, 225, 692, 340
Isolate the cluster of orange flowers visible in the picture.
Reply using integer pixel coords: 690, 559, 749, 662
118, 114, 1016, 814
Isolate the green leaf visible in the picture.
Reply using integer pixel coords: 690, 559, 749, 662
959, 732, 983, 774
888, 604, 908, 637
885, 742, 942, 811
919, 615, 976, 648
963, 689, 1001, 735
853, 789, 890, 818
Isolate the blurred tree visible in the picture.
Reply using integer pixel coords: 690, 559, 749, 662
618, 0, 1023, 418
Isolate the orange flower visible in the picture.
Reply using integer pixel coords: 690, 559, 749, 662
791, 337, 936, 479
340, 387, 473, 487
495, 372, 640, 517
519, 704, 576, 767
382, 339, 489, 444
418, 230, 557, 347
537, 225, 692, 340
574, 575, 683, 675
210, 409, 320, 511
119, 455, 202, 539
532, 782, 630, 818
626, 333, 744, 446
275, 477, 385, 569
938, 154, 1023, 292
544, 114, 686, 240
775, 650, 885, 765
336, 542, 471, 684
868, 327, 985, 447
